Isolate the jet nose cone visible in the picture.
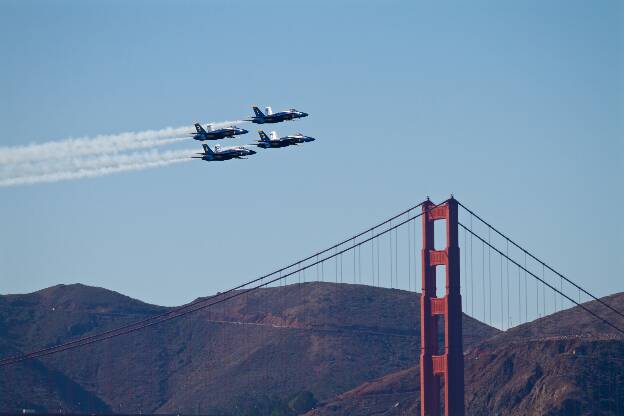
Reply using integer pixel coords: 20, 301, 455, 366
302, 112, 309, 117
241, 129, 249, 134
249, 149, 257, 155
308, 137, 315, 141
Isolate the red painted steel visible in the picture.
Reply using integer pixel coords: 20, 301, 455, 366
431, 298, 446, 315
430, 250, 448, 266
420, 198, 465, 416
432, 355, 446, 374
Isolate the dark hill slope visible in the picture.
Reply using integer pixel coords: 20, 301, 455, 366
308, 293, 624, 416
0, 282, 497, 414
0, 338, 111, 414
307, 338, 624, 416
477, 292, 624, 349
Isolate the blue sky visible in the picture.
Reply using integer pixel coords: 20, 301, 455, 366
0, 0, 621, 309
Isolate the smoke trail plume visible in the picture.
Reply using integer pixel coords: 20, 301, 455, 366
0, 148, 197, 187
0, 120, 244, 165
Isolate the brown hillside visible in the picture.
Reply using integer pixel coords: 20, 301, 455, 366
477, 292, 624, 349
0, 282, 497, 414
307, 339, 624, 416
0, 338, 111, 414
307, 293, 624, 416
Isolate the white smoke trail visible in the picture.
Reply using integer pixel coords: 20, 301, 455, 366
0, 120, 244, 165
0, 148, 197, 187
2, 147, 193, 177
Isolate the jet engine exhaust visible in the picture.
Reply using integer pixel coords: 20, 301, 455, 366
0, 148, 196, 187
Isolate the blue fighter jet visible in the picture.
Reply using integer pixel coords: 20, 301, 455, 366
284, 132, 316, 144
191, 123, 248, 141
192, 144, 256, 161
247, 106, 308, 124
253, 130, 316, 149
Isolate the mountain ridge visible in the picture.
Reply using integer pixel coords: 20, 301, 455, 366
2, 283, 622, 415
0, 282, 497, 414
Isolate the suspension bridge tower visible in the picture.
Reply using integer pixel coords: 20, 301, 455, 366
420, 197, 465, 416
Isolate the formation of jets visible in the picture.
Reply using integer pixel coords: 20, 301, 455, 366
191, 105, 314, 162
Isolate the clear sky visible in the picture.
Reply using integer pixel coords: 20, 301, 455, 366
0, 0, 621, 307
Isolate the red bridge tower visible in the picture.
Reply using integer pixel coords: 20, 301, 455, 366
420, 198, 465, 416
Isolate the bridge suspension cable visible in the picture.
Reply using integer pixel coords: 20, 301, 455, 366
458, 200, 624, 321
459, 222, 624, 337
3, 197, 620, 369
0, 200, 445, 367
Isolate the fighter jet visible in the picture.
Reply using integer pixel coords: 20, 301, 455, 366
283, 132, 316, 144
192, 144, 256, 161
253, 130, 316, 149
247, 106, 308, 124
190, 123, 248, 141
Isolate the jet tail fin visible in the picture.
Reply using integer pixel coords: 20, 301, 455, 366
258, 130, 270, 142
202, 144, 214, 155
252, 106, 265, 117
195, 123, 207, 134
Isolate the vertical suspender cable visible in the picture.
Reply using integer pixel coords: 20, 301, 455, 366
464, 226, 468, 312
353, 239, 356, 283
470, 214, 474, 316
377, 233, 380, 287
389, 222, 393, 288
518, 265, 521, 324
316, 255, 319, 282
535, 258, 539, 319
414, 217, 419, 293
408, 218, 412, 291
542, 264, 546, 318
554, 269, 558, 313
395, 226, 398, 289
340, 252, 343, 283
524, 251, 528, 322
500, 251, 504, 330
335, 247, 338, 283
303, 266, 307, 327
358, 244, 361, 284
488, 227, 492, 324
482, 239, 486, 321
506, 239, 510, 328
391, 227, 394, 289
371, 230, 375, 286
